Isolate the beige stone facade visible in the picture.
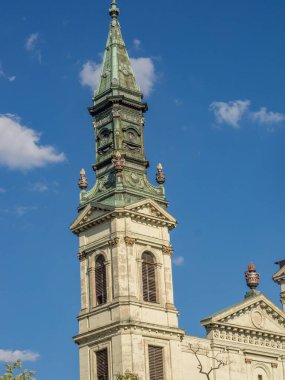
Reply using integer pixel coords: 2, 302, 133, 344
70, 199, 285, 380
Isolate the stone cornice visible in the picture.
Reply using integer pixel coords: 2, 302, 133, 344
71, 202, 176, 235
207, 324, 285, 351
73, 320, 185, 347
78, 298, 179, 321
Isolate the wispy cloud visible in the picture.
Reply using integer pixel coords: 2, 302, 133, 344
210, 99, 285, 131
251, 107, 285, 125
209, 100, 250, 128
25, 33, 42, 63
79, 56, 156, 97
14, 206, 36, 217
0, 187, 6, 193
0, 349, 39, 362
173, 256, 185, 266
32, 182, 48, 192
0, 63, 16, 82
133, 39, 141, 50
0, 114, 65, 170
174, 98, 183, 106
25, 33, 39, 51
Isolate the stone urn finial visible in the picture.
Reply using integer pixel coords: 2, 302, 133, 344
245, 262, 260, 290
245, 263, 261, 298
156, 163, 165, 185
78, 168, 88, 190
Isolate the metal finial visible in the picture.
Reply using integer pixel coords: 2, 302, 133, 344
109, 0, 120, 19
156, 163, 165, 185
78, 168, 88, 190
245, 263, 261, 299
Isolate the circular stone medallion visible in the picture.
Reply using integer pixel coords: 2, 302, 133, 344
251, 310, 264, 329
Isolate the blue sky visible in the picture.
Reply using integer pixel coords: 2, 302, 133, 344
0, 0, 285, 379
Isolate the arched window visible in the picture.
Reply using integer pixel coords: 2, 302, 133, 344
95, 255, 107, 305
142, 252, 157, 303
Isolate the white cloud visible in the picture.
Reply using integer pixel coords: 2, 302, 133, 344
0, 114, 65, 170
79, 61, 102, 90
210, 100, 250, 128
25, 33, 39, 51
130, 57, 156, 96
210, 100, 285, 131
0, 187, 6, 193
133, 39, 141, 50
79, 56, 156, 97
173, 256, 185, 266
251, 107, 285, 125
0, 349, 39, 362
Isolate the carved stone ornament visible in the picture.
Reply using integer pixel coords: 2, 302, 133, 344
112, 151, 125, 173
78, 168, 88, 190
271, 363, 278, 368
245, 358, 252, 364
124, 236, 135, 246
109, 237, 120, 247
78, 251, 87, 261
162, 245, 173, 256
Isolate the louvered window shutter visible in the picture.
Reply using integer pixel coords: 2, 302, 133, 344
96, 349, 109, 380
95, 255, 107, 305
148, 346, 164, 380
142, 253, 157, 303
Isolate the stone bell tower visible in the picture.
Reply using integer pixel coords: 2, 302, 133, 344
70, 1, 184, 379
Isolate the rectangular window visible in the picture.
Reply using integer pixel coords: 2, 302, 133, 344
96, 349, 108, 380
148, 345, 164, 380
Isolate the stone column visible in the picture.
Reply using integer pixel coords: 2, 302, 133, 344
162, 245, 175, 309
79, 252, 88, 311
244, 357, 252, 380
88, 261, 96, 308
105, 259, 112, 303
124, 236, 137, 300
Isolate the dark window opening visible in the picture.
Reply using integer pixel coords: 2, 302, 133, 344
95, 255, 107, 305
142, 252, 157, 303
148, 345, 164, 380
96, 349, 108, 380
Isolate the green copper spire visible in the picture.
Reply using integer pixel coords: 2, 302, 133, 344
79, 1, 166, 209
94, 0, 141, 104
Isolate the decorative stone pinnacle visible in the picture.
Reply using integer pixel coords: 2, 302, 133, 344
156, 163, 165, 185
109, 0, 120, 19
245, 262, 260, 290
112, 151, 125, 173
78, 168, 88, 190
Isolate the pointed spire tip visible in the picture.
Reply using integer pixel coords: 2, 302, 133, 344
109, 0, 120, 19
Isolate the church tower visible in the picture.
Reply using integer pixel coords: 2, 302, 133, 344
70, 1, 184, 379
